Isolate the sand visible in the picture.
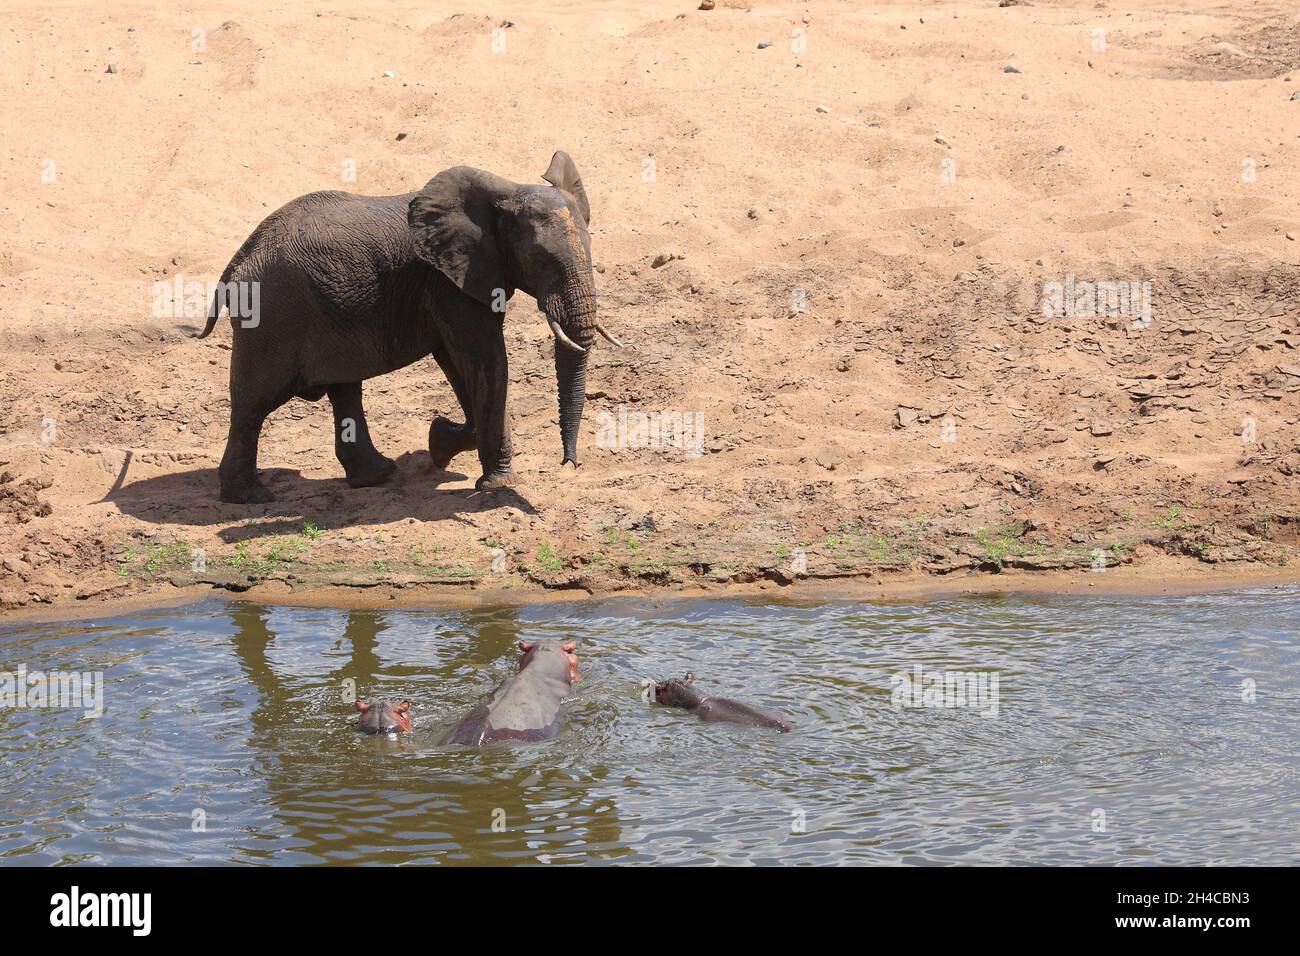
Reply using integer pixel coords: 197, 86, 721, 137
1, 0, 1298, 618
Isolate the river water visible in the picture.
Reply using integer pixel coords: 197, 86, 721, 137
1, 588, 1296, 865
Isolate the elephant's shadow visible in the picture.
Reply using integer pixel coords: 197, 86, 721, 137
107, 451, 537, 538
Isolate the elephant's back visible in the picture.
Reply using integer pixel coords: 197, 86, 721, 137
227, 190, 419, 283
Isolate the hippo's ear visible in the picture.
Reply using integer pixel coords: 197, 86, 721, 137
354, 700, 368, 712
685, 672, 695, 684
397, 700, 411, 713
561, 640, 576, 652
518, 640, 535, 653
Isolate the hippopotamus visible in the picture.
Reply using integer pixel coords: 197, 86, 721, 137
354, 698, 413, 735
653, 673, 792, 732
439, 639, 581, 746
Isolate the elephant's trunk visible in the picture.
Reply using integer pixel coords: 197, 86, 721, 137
541, 276, 598, 466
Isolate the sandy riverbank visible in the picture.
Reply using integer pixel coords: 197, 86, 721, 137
2, 1, 1298, 620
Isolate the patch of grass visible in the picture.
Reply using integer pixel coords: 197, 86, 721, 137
972, 521, 1029, 569
436, 561, 477, 579
118, 540, 194, 578
534, 541, 563, 573
1151, 507, 1184, 529
302, 521, 324, 540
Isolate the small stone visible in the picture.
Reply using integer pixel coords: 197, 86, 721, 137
395, 132, 407, 141
757, 40, 773, 49
934, 135, 950, 146
651, 250, 683, 268
894, 406, 922, 429
1286, 232, 1296, 241
815, 454, 841, 471
698, 0, 715, 8
382, 70, 395, 78
105, 63, 118, 74
1090, 420, 1113, 436
952, 237, 965, 248
816, 105, 830, 113
1003, 64, 1021, 74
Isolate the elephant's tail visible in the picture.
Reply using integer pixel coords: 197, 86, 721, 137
194, 260, 237, 339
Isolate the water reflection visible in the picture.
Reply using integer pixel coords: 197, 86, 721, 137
220, 603, 629, 864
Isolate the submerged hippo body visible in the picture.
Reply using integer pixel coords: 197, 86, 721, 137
653, 673, 791, 732
439, 640, 581, 747
355, 698, 413, 735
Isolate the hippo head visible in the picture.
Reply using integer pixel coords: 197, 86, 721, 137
355, 698, 413, 735
519, 639, 581, 685
654, 672, 705, 709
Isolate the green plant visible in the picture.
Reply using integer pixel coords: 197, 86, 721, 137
535, 541, 563, 573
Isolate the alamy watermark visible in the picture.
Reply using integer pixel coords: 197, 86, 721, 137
152, 275, 260, 328
595, 405, 705, 457
1040, 274, 1152, 330
1, 664, 103, 718
890, 664, 999, 718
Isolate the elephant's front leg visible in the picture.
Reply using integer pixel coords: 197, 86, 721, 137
441, 309, 513, 490
428, 341, 479, 469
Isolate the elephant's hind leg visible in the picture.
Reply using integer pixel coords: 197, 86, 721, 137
219, 382, 292, 505
328, 382, 396, 488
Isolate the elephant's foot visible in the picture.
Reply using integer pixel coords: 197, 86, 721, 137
342, 452, 397, 489
475, 470, 514, 492
429, 417, 477, 469
220, 476, 274, 504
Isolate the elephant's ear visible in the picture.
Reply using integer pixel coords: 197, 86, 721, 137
541, 150, 590, 226
409, 166, 515, 308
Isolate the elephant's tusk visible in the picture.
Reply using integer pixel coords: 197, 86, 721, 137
548, 318, 587, 354
593, 321, 624, 349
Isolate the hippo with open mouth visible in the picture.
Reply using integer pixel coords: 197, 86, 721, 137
439, 639, 581, 746
652, 673, 791, 732
354, 698, 413, 735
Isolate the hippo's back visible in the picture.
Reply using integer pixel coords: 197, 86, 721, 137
697, 697, 791, 732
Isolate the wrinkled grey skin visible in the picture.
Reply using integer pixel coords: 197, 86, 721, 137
653, 673, 792, 732
197, 151, 616, 503
439, 640, 580, 746
355, 698, 413, 735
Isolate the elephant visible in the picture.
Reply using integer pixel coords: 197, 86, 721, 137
195, 151, 621, 503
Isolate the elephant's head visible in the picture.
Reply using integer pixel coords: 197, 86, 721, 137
408, 151, 620, 467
